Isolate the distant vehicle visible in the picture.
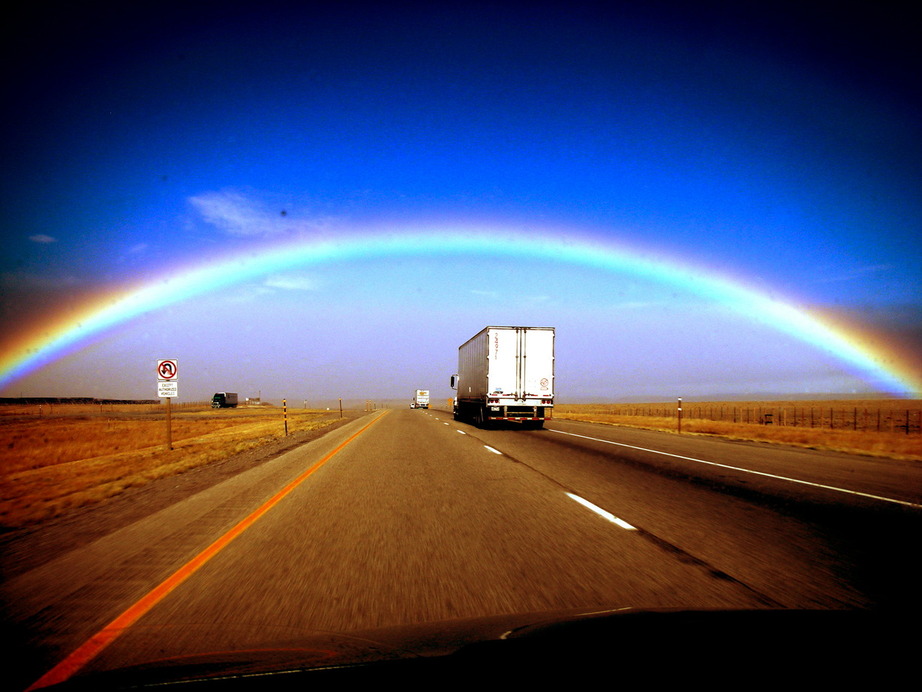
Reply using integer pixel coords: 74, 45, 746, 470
451, 326, 554, 428
211, 392, 238, 408
414, 389, 430, 409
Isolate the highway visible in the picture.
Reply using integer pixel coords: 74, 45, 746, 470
5, 407, 921, 688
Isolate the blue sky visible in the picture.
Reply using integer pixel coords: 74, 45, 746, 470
2, 1, 920, 403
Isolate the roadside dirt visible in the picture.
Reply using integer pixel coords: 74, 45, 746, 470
0, 412, 364, 580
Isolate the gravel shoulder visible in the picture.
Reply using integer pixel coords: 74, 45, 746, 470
0, 412, 364, 580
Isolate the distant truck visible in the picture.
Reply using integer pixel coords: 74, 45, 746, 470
450, 326, 554, 428
413, 389, 430, 409
211, 392, 238, 408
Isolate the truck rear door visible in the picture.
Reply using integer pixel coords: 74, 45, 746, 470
487, 328, 520, 397
521, 328, 554, 400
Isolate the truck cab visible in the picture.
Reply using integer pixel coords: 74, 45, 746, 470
211, 392, 238, 408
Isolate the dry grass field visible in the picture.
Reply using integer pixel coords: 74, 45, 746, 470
0, 403, 344, 528
553, 399, 922, 461
3, 399, 918, 529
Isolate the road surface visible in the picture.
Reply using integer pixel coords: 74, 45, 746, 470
4, 407, 920, 688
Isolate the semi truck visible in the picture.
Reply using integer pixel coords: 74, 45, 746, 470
413, 389, 430, 409
211, 392, 238, 408
450, 326, 554, 428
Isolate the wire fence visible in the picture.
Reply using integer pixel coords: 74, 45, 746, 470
0, 400, 214, 418
559, 402, 921, 434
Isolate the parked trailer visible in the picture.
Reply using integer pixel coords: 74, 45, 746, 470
450, 326, 554, 428
211, 392, 238, 408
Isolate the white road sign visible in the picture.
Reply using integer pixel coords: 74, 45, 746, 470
157, 359, 178, 381
158, 381, 178, 398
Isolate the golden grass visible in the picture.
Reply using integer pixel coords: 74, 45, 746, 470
552, 400, 922, 461
0, 404, 343, 527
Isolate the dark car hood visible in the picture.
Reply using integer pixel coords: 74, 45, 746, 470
49, 606, 911, 689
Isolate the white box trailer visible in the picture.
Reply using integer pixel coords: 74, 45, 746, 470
451, 326, 554, 428
414, 389, 430, 409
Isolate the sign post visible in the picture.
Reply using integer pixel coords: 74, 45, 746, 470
157, 359, 178, 451
677, 397, 683, 434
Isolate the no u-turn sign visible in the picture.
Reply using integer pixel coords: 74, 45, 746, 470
157, 359, 179, 399
157, 359, 179, 450
157, 359, 178, 381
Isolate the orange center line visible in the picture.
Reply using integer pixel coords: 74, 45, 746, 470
27, 411, 388, 691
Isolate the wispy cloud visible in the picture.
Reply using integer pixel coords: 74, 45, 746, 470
189, 190, 336, 238
28, 234, 56, 244
263, 273, 319, 291
613, 301, 655, 310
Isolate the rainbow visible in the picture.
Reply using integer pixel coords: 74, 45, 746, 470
1, 225, 919, 394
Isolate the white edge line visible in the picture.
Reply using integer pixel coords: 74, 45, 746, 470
549, 428, 921, 509
566, 492, 636, 530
